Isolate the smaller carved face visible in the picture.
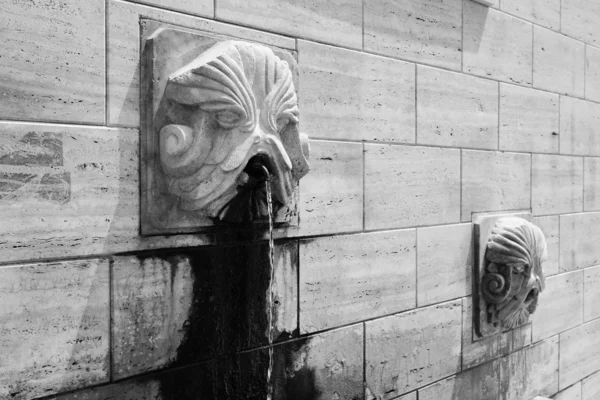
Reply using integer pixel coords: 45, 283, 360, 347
482, 217, 547, 330
157, 41, 310, 222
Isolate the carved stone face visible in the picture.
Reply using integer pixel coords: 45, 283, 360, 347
481, 217, 547, 330
158, 41, 310, 222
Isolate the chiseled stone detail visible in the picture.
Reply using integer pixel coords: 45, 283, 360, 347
475, 215, 547, 338
142, 28, 310, 233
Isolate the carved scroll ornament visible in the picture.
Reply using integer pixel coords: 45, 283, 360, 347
160, 41, 310, 223
481, 217, 547, 331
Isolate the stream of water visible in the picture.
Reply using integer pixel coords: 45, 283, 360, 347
265, 178, 275, 400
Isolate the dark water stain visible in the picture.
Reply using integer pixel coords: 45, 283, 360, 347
0, 131, 63, 167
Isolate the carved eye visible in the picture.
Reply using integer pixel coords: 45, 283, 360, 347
276, 117, 290, 132
215, 110, 242, 129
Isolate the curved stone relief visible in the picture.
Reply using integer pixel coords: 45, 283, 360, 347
474, 214, 547, 338
141, 25, 310, 234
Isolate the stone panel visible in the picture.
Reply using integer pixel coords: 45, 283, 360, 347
0, 259, 109, 399
560, 318, 600, 389
584, 265, 600, 322
533, 26, 585, 97
417, 66, 498, 149
216, 0, 362, 49
554, 383, 582, 400
586, 46, 600, 102
533, 215, 559, 276
129, 0, 213, 16
417, 223, 472, 307
499, 84, 559, 153
300, 230, 416, 333
464, 2, 533, 86
107, 0, 295, 127
501, 0, 560, 29
531, 271, 584, 342
299, 40, 415, 143
365, 301, 462, 398
364, 0, 462, 70
560, 212, 600, 272
562, 0, 600, 46
560, 96, 600, 157
584, 157, 600, 211
583, 370, 600, 400
532, 154, 583, 215
461, 150, 531, 221
365, 144, 460, 229
419, 361, 501, 400
298, 140, 363, 236
0, 0, 104, 124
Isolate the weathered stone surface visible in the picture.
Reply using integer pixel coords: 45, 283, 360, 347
559, 212, 600, 272
365, 301, 462, 398
418, 360, 500, 400
584, 265, 600, 322
561, 0, 600, 46
464, 2, 533, 86
560, 96, 600, 156
585, 46, 600, 102
531, 270, 584, 342
462, 297, 531, 370
365, 144, 460, 229
298, 140, 363, 236
129, 0, 213, 16
300, 230, 416, 333
585, 157, 600, 211
582, 370, 600, 400
364, 0, 462, 70
107, 1, 295, 128
501, 0, 560, 29
417, 223, 472, 307
532, 154, 583, 215
417, 66, 498, 149
299, 40, 415, 143
560, 318, 600, 389
499, 84, 559, 153
0, 259, 109, 399
533, 27, 585, 97
112, 241, 298, 378
553, 383, 582, 400
461, 150, 531, 221
0, 122, 214, 263
533, 215, 559, 276
216, 0, 362, 49
0, 0, 104, 124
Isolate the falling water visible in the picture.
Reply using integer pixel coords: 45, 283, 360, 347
265, 177, 275, 400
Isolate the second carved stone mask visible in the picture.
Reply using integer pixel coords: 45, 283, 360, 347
158, 41, 310, 222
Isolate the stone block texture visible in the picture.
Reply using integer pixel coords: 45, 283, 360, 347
1, 0, 598, 398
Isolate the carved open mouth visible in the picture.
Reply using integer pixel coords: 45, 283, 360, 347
217, 154, 284, 223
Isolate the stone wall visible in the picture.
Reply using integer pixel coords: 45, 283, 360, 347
1, 0, 600, 399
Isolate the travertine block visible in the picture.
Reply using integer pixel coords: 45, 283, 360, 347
0, 259, 109, 399
585, 46, 600, 102
561, 0, 600, 46
533, 27, 585, 97
364, 0, 462, 70
417, 224, 472, 307
0, 0, 104, 123
300, 230, 416, 333
129, 0, 212, 16
299, 40, 415, 143
417, 66, 498, 149
584, 265, 600, 321
298, 140, 363, 236
216, 0, 362, 49
531, 271, 584, 342
560, 318, 600, 389
461, 150, 531, 221
365, 144, 460, 229
560, 212, 600, 272
560, 96, 600, 156
583, 370, 600, 400
464, 2, 533, 86
533, 215, 559, 276
499, 84, 559, 153
584, 158, 600, 211
419, 361, 501, 400
554, 383, 582, 400
532, 154, 583, 215
501, 0, 560, 30
365, 301, 462, 398
461, 297, 531, 370
107, 1, 295, 127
